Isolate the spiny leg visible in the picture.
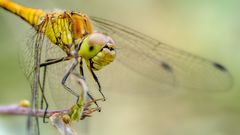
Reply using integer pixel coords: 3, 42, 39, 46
86, 92, 101, 112
89, 63, 106, 101
38, 66, 48, 123
40, 56, 71, 67
79, 60, 101, 111
79, 60, 84, 77
61, 58, 80, 99
40, 66, 47, 110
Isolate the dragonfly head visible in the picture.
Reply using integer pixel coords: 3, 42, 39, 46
79, 32, 116, 70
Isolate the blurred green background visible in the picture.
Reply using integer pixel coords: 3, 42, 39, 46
0, 0, 240, 135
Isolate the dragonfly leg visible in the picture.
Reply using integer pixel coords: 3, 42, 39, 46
39, 65, 48, 110
61, 59, 80, 98
38, 66, 48, 123
87, 92, 101, 112
89, 65, 106, 101
79, 59, 84, 77
79, 60, 101, 111
40, 56, 71, 67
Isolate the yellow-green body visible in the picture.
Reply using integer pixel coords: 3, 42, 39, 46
0, 0, 116, 121
36, 11, 93, 55
0, 0, 93, 55
0, 0, 116, 70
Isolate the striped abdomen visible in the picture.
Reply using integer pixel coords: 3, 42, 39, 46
0, 0, 45, 26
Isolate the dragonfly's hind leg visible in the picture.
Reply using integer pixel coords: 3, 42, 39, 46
38, 66, 49, 123
79, 60, 101, 111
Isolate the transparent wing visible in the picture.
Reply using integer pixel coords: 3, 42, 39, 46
20, 30, 83, 133
19, 30, 38, 84
20, 29, 46, 135
23, 39, 76, 110
91, 16, 233, 91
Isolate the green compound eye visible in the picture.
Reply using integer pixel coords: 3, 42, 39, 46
79, 33, 104, 60
79, 32, 116, 60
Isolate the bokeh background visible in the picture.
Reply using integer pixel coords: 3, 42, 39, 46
0, 0, 240, 135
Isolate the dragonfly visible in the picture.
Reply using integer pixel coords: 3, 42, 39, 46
0, 0, 233, 134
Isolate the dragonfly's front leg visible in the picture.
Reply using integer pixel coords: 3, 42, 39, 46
89, 63, 106, 101
79, 60, 101, 111
40, 56, 71, 67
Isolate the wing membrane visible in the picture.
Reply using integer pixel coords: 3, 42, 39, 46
20, 29, 46, 135
91, 16, 233, 91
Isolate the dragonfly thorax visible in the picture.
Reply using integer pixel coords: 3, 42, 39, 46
36, 11, 93, 55
79, 32, 116, 70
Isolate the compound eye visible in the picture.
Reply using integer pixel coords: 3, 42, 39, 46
79, 32, 115, 60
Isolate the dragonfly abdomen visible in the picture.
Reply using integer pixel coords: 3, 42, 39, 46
0, 0, 45, 26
